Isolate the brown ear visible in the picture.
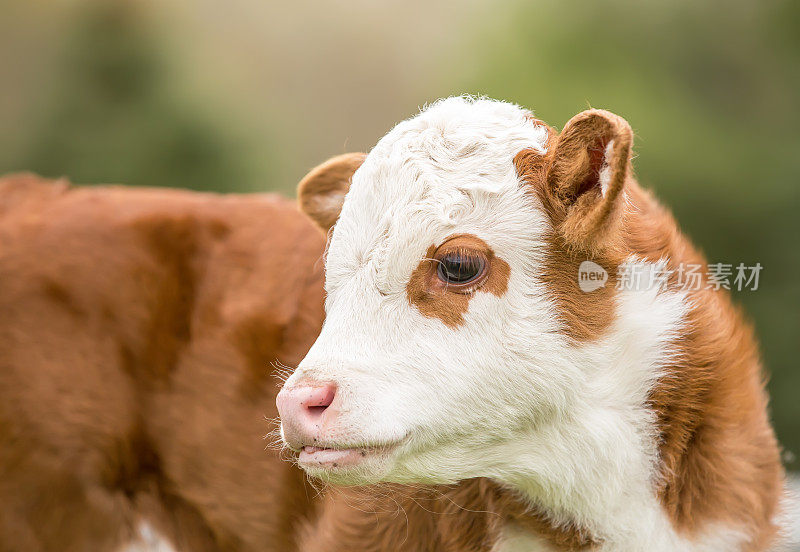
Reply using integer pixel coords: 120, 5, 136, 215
297, 153, 366, 232
546, 109, 633, 253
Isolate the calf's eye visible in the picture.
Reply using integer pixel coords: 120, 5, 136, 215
437, 252, 486, 286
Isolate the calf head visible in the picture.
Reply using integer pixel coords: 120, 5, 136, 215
277, 97, 638, 487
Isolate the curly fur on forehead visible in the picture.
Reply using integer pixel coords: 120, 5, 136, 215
326, 97, 550, 295
369, 96, 549, 188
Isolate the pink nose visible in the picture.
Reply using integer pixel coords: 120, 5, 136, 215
276, 382, 337, 449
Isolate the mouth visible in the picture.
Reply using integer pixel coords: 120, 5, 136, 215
299, 446, 367, 468
297, 442, 398, 471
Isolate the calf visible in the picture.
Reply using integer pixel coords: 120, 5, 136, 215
0, 174, 325, 551
278, 97, 786, 550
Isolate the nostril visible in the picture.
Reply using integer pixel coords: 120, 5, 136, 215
303, 384, 336, 418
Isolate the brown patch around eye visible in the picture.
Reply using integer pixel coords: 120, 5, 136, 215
405, 234, 510, 328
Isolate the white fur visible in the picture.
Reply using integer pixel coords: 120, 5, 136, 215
598, 139, 615, 197
283, 97, 745, 550
119, 523, 175, 552
493, 522, 556, 552
772, 479, 800, 551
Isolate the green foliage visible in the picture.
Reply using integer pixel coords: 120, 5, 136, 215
14, 3, 263, 191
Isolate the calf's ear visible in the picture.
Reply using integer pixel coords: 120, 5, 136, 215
545, 109, 633, 253
297, 152, 366, 233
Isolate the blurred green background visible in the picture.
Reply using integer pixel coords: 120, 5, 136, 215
1, 0, 798, 466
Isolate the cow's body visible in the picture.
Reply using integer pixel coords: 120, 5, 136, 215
0, 174, 324, 552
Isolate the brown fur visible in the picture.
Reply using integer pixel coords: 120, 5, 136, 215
514, 111, 630, 342
297, 152, 366, 232
405, 234, 511, 328
298, 479, 593, 552
545, 109, 632, 256
623, 185, 784, 550
513, 111, 783, 548
514, 124, 619, 343
0, 173, 325, 552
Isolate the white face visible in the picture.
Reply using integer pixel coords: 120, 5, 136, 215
278, 97, 575, 484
